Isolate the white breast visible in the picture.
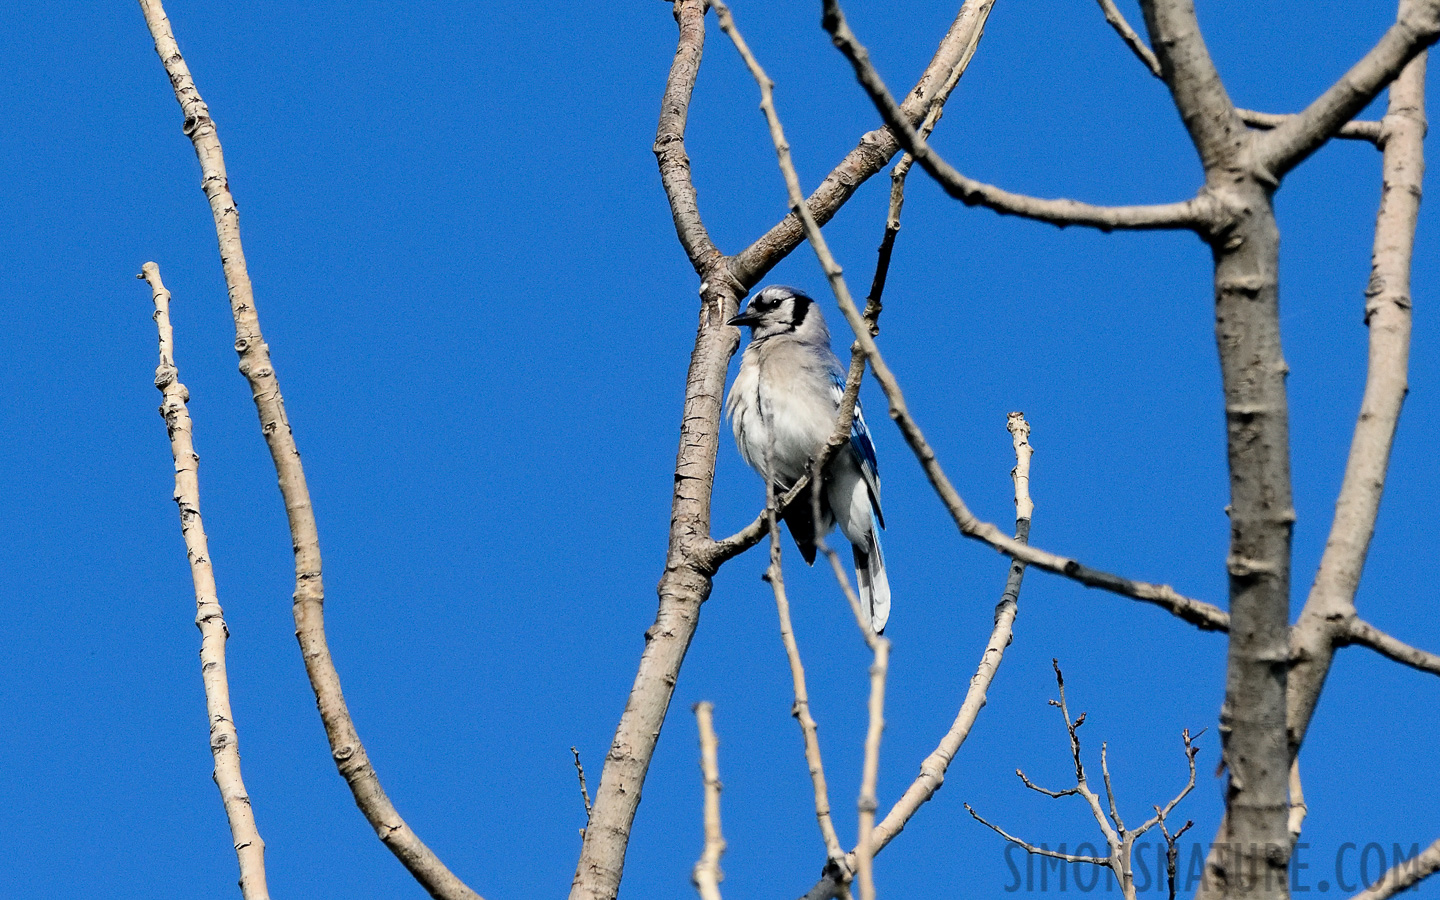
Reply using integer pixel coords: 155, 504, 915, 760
727, 341, 836, 488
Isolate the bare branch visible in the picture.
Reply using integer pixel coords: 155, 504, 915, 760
143, 262, 271, 900
1100, 743, 1126, 832
1288, 53, 1428, 760
136, 6, 482, 898
1238, 109, 1383, 144
1090, 0, 1386, 147
1158, 816, 1195, 900
856, 638, 890, 900
963, 804, 1108, 866
691, 703, 726, 900
759, 455, 844, 860
729, 0, 998, 286
824, 0, 1216, 233
1132, 729, 1200, 838
1343, 618, 1440, 675
1092, 0, 1162, 76
573, 1, 754, 891
572, 747, 593, 834
656, 0, 722, 273
1256, 4, 1440, 178
1016, 769, 1079, 799
1349, 837, 1440, 900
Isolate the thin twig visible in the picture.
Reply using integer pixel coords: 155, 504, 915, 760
856, 638, 890, 900
1238, 109, 1383, 144
728, 0, 997, 287
1100, 743, 1125, 831
962, 804, 1108, 865
1092, 0, 1161, 76
801, 416, 1034, 900
572, 747, 593, 836
135, 6, 481, 898
1157, 815, 1195, 900
691, 703, 726, 900
1016, 769, 1079, 799
1131, 729, 1201, 837
756, 383, 844, 861
967, 663, 1201, 900
143, 262, 271, 900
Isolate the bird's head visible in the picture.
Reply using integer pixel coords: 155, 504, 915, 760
728, 285, 828, 342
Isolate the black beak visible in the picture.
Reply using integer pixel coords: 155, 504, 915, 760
728, 309, 760, 327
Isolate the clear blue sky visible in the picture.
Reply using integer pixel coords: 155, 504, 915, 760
0, 1, 1435, 898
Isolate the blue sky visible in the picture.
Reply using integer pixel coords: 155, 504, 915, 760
0, 1, 1435, 898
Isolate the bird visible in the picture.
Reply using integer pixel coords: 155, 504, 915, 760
725, 285, 890, 634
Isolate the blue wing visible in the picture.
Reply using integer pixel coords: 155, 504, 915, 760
830, 371, 885, 528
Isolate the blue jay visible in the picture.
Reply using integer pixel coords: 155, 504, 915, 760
726, 285, 890, 633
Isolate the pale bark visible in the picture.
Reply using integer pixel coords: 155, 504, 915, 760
137, 4, 481, 898
691, 703, 726, 900
143, 262, 270, 900
1287, 50, 1428, 774
1350, 838, 1440, 900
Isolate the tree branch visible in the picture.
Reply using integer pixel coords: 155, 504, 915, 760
962, 804, 1109, 865
1343, 618, 1440, 675
760, 475, 845, 860
1256, 3, 1440, 179
1238, 109, 1383, 144
967, 664, 1202, 900
1089, 0, 1385, 148
1093, 0, 1162, 76
1287, 52, 1427, 764
1349, 837, 1440, 900
691, 703, 726, 900
136, 6, 482, 898
855, 637, 890, 900
656, 0, 722, 274
143, 262, 271, 900
571, 1, 753, 893
824, 0, 1216, 233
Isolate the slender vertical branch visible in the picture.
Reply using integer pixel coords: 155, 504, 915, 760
571, 0, 742, 894
143, 262, 270, 900
1288, 53, 1427, 761
691, 703, 726, 900
763, 446, 845, 861
1092, 0, 1162, 76
135, 6, 481, 899
855, 638, 890, 900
